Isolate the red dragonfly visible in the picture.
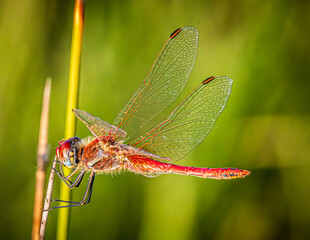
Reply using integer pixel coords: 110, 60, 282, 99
53, 26, 250, 209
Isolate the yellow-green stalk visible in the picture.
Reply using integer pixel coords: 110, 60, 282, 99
56, 1, 85, 239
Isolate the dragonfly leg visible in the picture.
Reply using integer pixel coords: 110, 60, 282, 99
52, 165, 85, 189
48, 171, 96, 210
53, 159, 71, 179
51, 162, 73, 185
60, 164, 81, 182
73, 170, 86, 188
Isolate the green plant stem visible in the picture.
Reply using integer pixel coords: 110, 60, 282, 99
56, 1, 85, 240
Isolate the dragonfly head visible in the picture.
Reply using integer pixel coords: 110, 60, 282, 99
56, 137, 82, 168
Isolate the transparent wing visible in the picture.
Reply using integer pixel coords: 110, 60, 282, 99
73, 109, 127, 141
129, 76, 233, 162
113, 26, 198, 141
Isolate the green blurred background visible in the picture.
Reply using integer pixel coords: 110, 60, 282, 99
1, 0, 310, 239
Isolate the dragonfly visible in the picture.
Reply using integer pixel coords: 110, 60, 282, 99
53, 26, 250, 209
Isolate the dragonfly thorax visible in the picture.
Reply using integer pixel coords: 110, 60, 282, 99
82, 137, 124, 171
56, 137, 82, 168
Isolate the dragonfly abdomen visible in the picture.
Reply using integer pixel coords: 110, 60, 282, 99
167, 165, 250, 179
127, 156, 250, 179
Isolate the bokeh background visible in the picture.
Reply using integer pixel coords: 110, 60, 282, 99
1, 0, 310, 239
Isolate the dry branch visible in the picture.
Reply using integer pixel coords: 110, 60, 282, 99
32, 78, 52, 240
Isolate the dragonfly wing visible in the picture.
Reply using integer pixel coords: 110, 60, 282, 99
130, 76, 233, 162
113, 26, 198, 141
118, 142, 170, 162
73, 109, 127, 141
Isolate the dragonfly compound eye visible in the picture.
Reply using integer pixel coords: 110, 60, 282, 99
56, 137, 82, 168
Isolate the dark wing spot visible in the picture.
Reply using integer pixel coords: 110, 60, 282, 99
170, 28, 182, 39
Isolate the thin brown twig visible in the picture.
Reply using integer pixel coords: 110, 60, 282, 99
39, 156, 57, 239
32, 78, 52, 240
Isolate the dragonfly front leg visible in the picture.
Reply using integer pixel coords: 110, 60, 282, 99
52, 163, 85, 189
50, 171, 96, 210
63, 170, 86, 188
